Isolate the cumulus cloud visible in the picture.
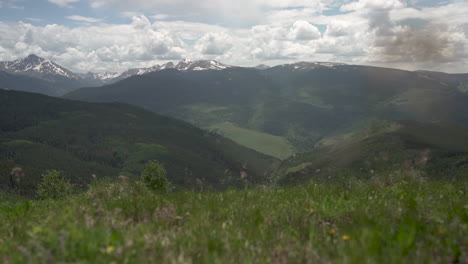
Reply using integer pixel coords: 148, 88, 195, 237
288, 21, 321, 40
341, 0, 404, 12
325, 20, 353, 37
0, 16, 187, 72
247, 24, 320, 61
195, 32, 233, 55
48, 0, 79, 7
0, 0, 466, 73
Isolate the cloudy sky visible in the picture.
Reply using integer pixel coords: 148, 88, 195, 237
0, 0, 467, 73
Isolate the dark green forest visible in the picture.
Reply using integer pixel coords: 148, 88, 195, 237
0, 90, 278, 196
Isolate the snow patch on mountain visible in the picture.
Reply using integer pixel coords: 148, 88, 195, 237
0, 54, 78, 79
279, 61, 347, 71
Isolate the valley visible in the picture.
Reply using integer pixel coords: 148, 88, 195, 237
1, 55, 467, 264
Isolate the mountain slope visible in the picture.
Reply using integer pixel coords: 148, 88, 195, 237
0, 55, 100, 95
0, 89, 278, 196
275, 120, 468, 185
0, 54, 78, 80
0, 71, 69, 96
65, 64, 468, 157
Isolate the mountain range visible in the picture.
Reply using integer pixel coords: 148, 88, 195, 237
0, 55, 234, 95
2, 54, 468, 160
1, 54, 468, 195
65, 64, 468, 158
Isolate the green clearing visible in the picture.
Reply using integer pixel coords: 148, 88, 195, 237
285, 162, 313, 174
184, 104, 228, 113
1, 174, 466, 263
458, 83, 468, 93
208, 122, 294, 159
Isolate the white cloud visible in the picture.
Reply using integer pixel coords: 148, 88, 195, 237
87, 0, 329, 26
48, 0, 79, 7
288, 21, 321, 40
341, 0, 405, 12
66, 15, 102, 23
0, 16, 187, 72
0, 0, 466, 73
195, 32, 233, 55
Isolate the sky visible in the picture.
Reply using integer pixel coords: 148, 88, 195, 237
0, 0, 467, 73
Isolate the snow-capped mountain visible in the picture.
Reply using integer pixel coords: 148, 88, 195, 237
0, 55, 234, 87
0, 54, 79, 80
0, 54, 352, 97
77, 71, 123, 84
79, 71, 122, 81
115, 59, 232, 81
173, 59, 231, 71
277, 61, 347, 71
116, 62, 176, 81
254, 64, 271, 70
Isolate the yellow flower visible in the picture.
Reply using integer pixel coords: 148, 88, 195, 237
329, 229, 336, 235
438, 228, 446, 234
342, 235, 350, 241
33, 226, 42, 234
106, 246, 115, 254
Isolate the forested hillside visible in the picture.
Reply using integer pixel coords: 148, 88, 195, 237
0, 90, 278, 196
275, 120, 468, 185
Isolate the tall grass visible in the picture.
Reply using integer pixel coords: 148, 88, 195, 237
0, 174, 467, 263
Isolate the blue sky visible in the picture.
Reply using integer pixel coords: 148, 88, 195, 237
0, 0, 466, 73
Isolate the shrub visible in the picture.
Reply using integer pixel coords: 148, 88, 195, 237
37, 170, 73, 200
141, 160, 170, 192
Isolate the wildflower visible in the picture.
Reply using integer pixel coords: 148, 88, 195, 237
33, 226, 42, 234
329, 229, 336, 235
438, 228, 446, 234
106, 246, 115, 254
342, 235, 350, 241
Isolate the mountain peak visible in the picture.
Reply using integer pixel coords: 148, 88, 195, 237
25, 54, 44, 61
174, 59, 230, 71
254, 64, 270, 70
0, 54, 78, 80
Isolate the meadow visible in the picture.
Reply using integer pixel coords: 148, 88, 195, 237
1, 171, 467, 263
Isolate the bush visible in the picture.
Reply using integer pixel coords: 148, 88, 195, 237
37, 170, 73, 200
141, 160, 170, 192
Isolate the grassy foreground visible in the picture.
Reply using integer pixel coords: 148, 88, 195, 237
1, 173, 467, 263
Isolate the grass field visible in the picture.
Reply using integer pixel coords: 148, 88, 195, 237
1, 172, 467, 263
208, 122, 294, 159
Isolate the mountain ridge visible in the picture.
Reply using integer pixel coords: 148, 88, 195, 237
0, 55, 235, 85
